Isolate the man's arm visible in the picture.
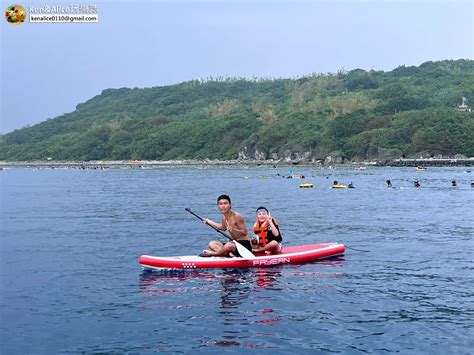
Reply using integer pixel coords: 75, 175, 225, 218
203, 218, 225, 231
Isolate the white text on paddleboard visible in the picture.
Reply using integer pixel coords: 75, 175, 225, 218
252, 257, 291, 266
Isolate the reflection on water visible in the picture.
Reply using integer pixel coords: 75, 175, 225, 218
139, 269, 217, 295
138, 267, 286, 297
253, 269, 283, 290
138, 260, 347, 350
218, 270, 252, 312
138, 268, 287, 349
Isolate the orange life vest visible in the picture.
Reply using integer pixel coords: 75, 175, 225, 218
253, 219, 270, 247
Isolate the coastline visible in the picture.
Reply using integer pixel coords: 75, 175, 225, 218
1, 157, 473, 169
0, 159, 339, 169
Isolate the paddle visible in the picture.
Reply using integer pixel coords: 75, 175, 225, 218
185, 208, 255, 259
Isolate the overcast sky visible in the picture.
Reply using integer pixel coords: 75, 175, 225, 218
1, 0, 473, 133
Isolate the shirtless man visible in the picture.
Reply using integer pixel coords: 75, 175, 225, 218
200, 195, 252, 257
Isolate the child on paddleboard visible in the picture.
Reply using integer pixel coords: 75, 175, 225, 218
251, 207, 283, 255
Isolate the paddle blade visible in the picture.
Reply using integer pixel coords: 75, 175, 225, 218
234, 241, 255, 259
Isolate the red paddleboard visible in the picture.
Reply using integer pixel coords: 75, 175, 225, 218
139, 243, 345, 270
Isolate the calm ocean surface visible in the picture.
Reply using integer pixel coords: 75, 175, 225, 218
1, 166, 473, 354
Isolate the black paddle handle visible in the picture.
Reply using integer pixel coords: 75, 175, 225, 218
185, 208, 233, 242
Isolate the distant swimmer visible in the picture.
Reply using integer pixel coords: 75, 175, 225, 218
414, 180, 421, 188
332, 180, 347, 188
386, 179, 392, 188
348, 182, 355, 188
471, 180, 474, 188
451, 180, 457, 187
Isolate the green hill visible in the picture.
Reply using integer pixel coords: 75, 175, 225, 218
1, 59, 473, 162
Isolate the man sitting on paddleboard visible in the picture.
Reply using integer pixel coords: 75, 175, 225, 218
251, 207, 283, 255
200, 195, 253, 257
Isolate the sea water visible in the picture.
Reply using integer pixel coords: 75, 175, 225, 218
1, 167, 473, 353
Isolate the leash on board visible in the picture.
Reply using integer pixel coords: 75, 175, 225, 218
338, 241, 370, 253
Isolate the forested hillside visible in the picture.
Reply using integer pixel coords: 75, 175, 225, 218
1, 59, 473, 162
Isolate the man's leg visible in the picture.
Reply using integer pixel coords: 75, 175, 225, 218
201, 240, 234, 257
200, 240, 224, 256
209, 240, 224, 252
222, 241, 237, 257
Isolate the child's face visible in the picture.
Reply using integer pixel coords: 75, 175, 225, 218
256, 211, 268, 222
